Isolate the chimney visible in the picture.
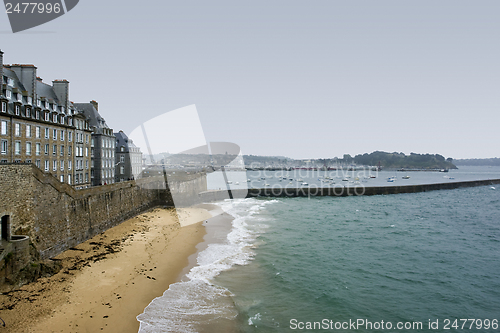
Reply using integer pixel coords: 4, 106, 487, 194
90, 100, 98, 111
52, 79, 69, 111
8, 64, 37, 99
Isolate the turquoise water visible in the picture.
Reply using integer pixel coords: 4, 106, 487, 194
138, 167, 500, 332
216, 186, 500, 332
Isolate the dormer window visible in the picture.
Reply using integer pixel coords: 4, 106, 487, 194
26, 107, 31, 118
44, 101, 49, 109
17, 93, 22, 102
6, 90, 11, 99
35, 110, 40, 119
37, 99, 41, 107
1, 102, 6, 113
27, 97, 32, 105
15, 105, 20, 116
60, 115, 64, 124
44, 112, 50, 121
53, 114, 58, 123
7, 78, 14, 87
53, 103, 57, 111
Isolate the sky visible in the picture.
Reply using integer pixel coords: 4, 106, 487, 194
1, 1, 499, 159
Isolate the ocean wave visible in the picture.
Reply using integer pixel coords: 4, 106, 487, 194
137, 198, 276, 333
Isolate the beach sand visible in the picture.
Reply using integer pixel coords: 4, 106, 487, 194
0, 206, 212, 333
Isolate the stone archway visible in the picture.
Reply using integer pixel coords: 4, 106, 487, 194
1, 215, 11, 241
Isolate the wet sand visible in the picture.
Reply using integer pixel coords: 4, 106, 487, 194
0, 206, 209, 333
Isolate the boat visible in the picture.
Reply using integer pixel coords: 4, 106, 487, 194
235, 182, 239, 185
301, 182, 308, 186
402, 175, 410, 179
226, 181, 232, 184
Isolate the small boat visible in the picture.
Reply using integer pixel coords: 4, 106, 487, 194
235, 182, 239, 185
387, 177, 395, 182
301, 182, 308, 186
226, 181, 232, 184
370, 175, 376, 178
264, 183, 270, 186
247, 179, 251, 182
342, 178, 348, 181
297, 179, 304, 182
402, 175, 410, 179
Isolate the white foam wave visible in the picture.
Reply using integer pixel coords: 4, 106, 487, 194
137, 198, 277, 333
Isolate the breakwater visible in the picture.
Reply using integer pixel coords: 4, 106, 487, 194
198, 178, 500, 201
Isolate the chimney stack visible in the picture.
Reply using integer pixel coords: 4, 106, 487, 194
52, 79, 69, 111
90, 100, 98, 111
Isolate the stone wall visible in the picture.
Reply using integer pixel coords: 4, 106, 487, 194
0, 164, 207, 261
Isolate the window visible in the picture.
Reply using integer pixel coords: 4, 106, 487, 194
61, 130, 65, 141
37, 99, 41, 107
6, 90, 11, 99
60, 145, 64, 156
44, 112, 49, 121
120, 166, 125, 174
85, 173, 89, 183
44, 144, 49, 155
27, 97, 32, 105
68, 145, 72, 156
35, 159, 40, 168
45, 128, 49, 139
26, 125, 31, 138
53, 114, 58, 123
7, 78, 14, 87
1, 102, 6, 113
91, 138, 94, 147
44, 160, 49, 171
120, 155, 125, 163
60, 175, 64, 182
15, 141, 21, 155
17, 93, 22, 102
86, 134, 89, 143
68, 160, 72, 170
26, 107, 31, 118
68, 132, 72, 142
60, 161, 64, 171
52, 160, 57, 171
85, 147, 88, 157
15, 105, 20, 115
1, 121, 6, 135
1, 140, 7, 154
53, 145, 57, 155
14, 123, 21, 136
26, 142, 32, 155
35, 143, 41, 156
60, 116, 64, 125
35, 110, 40, 119
120, 146, 125, 152
85, 160, 88, 169
68, 174, 71, 184
35, 126, 41, 138
53, 129, 57, 140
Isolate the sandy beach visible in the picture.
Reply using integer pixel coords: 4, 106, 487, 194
0, 206, 214, 333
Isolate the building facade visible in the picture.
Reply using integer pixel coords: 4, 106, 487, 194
114, 130, 143, 182
0, 50, 92, 188
75, 101, 115, 186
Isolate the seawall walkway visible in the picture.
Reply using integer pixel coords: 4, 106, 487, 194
199, 178, 500, 201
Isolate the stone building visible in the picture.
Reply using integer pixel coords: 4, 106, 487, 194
114, 130, 143, 182
75, 101, 115, 186
0, 50, 92, 188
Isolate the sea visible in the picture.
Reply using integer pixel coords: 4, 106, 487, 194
137, 166, 500, 332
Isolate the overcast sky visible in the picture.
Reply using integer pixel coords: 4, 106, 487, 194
1, 1, 499, 159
